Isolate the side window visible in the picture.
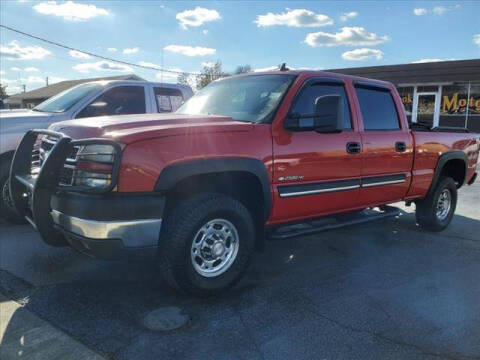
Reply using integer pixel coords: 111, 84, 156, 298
355, 86, 400, 130
154, 87, 184, 112
291, 83, 352, 130
77, 86, 146, 118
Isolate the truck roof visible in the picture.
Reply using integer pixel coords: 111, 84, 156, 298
230, 70, 394, 88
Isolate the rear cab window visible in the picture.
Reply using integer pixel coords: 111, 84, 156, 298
355, 85, 400, 130
154, 87, 184, 112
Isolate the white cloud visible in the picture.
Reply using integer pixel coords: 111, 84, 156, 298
176, 7, 221, 29
49, 76, 67, 84
202, 29, 208, 35
164, 45, 216, 57
413, 8, 427, 16
0, 40, 51, 60
138, 61, 161, 69
155, 68, 183, 82
253, 65, 279, 72
5, 85, 23, 95
123, 47, 139, 55
201, 61, 216, 67
33, 1, 110, 21
433, 6, 447, 15
255, 9, 333, 27
340, 11, 358, 22
73, 60, 132, 73
342, 48, 383, 61
305, 26, 388, 47
22, 76, 45, 84
10, 66, 39, 72
474, 34, 480, 46
107, 47, 117, 52
69, 50, 91, 59
411, 58, 456, 63
0, 70, 4, 75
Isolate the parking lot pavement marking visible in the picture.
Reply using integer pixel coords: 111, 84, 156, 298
0, 294, 105, 360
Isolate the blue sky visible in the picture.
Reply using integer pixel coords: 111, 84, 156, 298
1, 0, 479, 94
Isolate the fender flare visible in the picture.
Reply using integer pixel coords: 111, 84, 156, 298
428, 150, 468, 196
154, 157, 272, 220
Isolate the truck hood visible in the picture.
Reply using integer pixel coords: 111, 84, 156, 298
49, 113, 254, 143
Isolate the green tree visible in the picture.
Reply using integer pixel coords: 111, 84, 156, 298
195, 61, 228, 90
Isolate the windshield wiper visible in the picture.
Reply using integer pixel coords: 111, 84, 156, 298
32, 108, 45, 112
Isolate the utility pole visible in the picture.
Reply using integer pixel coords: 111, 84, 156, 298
22, 84, 26, 93
46, 76, 49, 87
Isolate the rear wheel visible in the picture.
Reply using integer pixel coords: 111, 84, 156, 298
159, 193, 255, 296
415, 177, 457, 231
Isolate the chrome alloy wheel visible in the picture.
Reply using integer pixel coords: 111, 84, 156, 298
191, 218, 239, 278
436, 189, 451, 221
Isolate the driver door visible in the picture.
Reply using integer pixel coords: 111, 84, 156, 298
75, 85, 147, 118
271, 78, 362, 223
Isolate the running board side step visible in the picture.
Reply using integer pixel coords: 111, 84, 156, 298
268, 206, 401, 240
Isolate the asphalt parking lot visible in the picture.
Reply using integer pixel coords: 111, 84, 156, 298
1, 182, 479, 360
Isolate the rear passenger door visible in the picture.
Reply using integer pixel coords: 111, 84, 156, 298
354, 83, 414, 205
153, 87, 184, 112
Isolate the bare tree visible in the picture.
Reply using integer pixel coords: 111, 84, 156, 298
177, 72, 191, 87
195, 61, 228, 90
234, 65, 252, 74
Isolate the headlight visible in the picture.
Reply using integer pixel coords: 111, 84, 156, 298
72, 144, 116, 189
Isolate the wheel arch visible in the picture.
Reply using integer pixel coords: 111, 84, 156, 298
154, 157, 272, 221
428, 150, 468, 196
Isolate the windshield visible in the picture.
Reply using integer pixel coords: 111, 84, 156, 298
176, 74, 295, 122
34, 83, 103, 113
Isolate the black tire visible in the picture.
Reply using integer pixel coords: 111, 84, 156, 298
159, 193, 255, 296
415, 176, 457, 232
0, 159, 25, 223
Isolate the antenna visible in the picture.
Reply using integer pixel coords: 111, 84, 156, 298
279, 63, 289, 71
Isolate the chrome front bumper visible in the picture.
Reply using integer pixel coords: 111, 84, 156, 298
51, 210, 163, 248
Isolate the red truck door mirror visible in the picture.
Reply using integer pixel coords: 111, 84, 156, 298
284, 94, 344, 133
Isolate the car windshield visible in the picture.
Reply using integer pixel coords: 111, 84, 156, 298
34, 83, 103, 113
176, 74, 295, 123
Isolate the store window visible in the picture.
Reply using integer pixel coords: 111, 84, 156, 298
440, 84, 469, 128
397, 87, 414, 122
467, 83, 480, 133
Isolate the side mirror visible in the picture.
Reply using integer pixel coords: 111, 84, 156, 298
284, 94, 344, 133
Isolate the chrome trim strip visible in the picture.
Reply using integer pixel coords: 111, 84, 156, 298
51, 210, 162, 248
280, 184, 360, 198
362, 179, 405, 188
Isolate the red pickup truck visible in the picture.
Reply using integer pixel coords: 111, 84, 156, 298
9, 71, 479, 295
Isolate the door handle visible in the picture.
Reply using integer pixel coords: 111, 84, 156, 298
395, 142, 407, 153
346, 142, 361, 154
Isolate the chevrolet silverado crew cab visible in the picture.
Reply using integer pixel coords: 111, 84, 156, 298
9, 71, 479, 296
0, 80, 193, 220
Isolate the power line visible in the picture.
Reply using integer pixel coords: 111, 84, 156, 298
0, 24, 200, 76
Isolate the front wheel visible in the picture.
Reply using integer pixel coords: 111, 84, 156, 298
159, 193, 255, 296
415, 176, 457, 232
1, 172, 25, 223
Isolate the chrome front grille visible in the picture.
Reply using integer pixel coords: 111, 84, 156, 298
32, 135, 79, 186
